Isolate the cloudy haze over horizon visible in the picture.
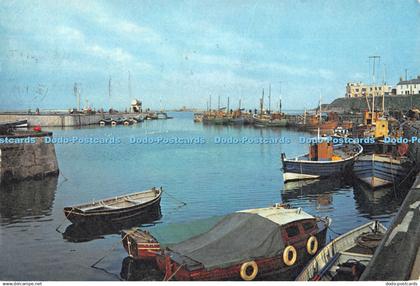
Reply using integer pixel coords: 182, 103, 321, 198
0, 0, 419, 111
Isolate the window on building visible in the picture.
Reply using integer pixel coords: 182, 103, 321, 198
356, 89, 359, 92
379, 87, 382, 90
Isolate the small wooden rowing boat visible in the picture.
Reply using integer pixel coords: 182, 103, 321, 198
63, 187, 162, 224
296, 221, 386, 281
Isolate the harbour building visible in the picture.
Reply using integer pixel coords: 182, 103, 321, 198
345, 82, 391, 98
396, 76, 420, 95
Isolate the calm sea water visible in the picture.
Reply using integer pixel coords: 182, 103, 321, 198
0, 112, 410, 281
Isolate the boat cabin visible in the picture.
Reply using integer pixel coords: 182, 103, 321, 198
309, 141, 334, 161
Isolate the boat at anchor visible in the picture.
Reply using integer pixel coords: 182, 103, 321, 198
296, 221, 386, 281
122, 204, 331, 281
281, 138, 363, 183
63, 187, 162, 225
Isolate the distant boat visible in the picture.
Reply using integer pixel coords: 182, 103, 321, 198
281, 138, 363, 183
252, 114, 288, 127
156, 112, 168, 119
296, 221, 386, 281
352, 153, 412, 189
193, 113, 203, 123
63, 187, 162, 225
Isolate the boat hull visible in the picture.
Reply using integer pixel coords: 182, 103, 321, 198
156, 226, 328, 281
281, 142, 363, 183
64, 189, 162, 225
282, 158, 355, 183
296, 221, 386, 281
352, 155, 411, 189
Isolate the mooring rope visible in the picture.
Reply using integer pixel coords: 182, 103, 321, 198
164, 263, 185, 281
327, 225, 342, 236
161, 189, 187, 206
90, 231, 132, 268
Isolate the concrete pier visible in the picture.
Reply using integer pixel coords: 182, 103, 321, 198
0, 132, 59, 185
0, 112, 104, 127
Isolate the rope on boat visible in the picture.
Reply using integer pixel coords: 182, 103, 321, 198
164, 263, 185, 281
396, 164, 416, 189
55, 207, 74, 233
90, 231, 132, 268
327, 225, 342, 236
58, 171, 69, 188
161, 189, 187, 206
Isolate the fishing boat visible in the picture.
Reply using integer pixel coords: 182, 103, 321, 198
281, 138, 363, 183
63, 187, 162, 225
193, 113, 203, 123
99, 118, 112, 126
253, 114, 288, 127
352, 153, 412, 189
130, 204, 330, 281
296, 221, 386, 281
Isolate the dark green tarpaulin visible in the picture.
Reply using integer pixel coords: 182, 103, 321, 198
169, 212, 285, 270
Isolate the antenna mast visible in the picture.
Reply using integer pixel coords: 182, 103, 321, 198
369, 55, 380, 121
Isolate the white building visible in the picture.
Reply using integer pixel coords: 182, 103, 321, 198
396, 76, 420, 95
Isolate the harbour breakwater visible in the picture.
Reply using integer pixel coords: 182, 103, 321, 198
0, 112, 104, 127
324, 93, 420, 113
0, 132, 59, 185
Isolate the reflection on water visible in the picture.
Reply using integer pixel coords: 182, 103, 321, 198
120, 257, 163, 281
353, 183, 409, 220
63, 206, 162, 243
0, 112, 414, 280
282, 177, 350, 212
0, 176, 58, 225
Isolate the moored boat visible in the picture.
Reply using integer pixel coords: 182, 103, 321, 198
296, 221, 386, 281
132, 204, 330, 281
352, 153, 412, 189
63, 187, 162, 225
281, 138, 363, 183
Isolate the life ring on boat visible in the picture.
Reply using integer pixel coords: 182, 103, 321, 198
306, 235, 318, 255
239, 261, 258, 281
283, 245, 297, 266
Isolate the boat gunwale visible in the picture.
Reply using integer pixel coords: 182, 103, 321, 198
295, 220, 386, 281
64, 188, 162, 215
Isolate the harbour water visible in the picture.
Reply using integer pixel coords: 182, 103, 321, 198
0, 112, 410, 281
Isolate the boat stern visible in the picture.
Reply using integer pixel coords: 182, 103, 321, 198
121, 229, 161, 261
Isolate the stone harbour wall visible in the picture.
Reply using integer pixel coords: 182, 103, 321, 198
0, 113, 104, 127
0, 132, 59, 185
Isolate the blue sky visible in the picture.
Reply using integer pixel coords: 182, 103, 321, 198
0, 0, 419, 111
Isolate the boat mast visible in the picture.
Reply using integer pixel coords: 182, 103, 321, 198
369, 55, 380, 122
382, 64, 386, 113
268, 84, 271, 114
227, 96, 230, 113
209, 94, 212, 111
318, 94, 321, 140
260, 88, 264, 117
279, 97, 282, 113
